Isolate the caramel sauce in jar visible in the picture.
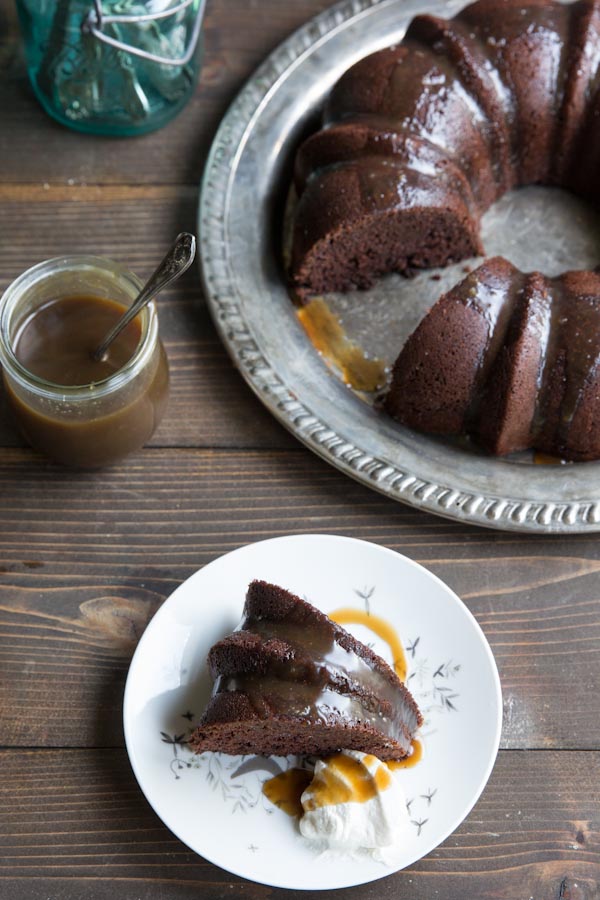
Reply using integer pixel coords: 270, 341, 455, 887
0, 257, 169, 468
14, 295, 142, 386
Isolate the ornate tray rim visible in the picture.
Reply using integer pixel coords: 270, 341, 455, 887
198, 0, 600, 534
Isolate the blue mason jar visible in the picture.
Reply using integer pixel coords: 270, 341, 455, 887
15, 1, 205, 136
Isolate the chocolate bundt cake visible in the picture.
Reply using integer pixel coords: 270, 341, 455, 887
291, 0, 600, 296
189, 580, 422, 760
385, 257, 600, 460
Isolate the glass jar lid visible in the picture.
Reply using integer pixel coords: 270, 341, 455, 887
82, 0, 207, 66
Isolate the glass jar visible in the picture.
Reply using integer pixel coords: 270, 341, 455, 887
0, 256, 170, 467
15, 1, 205, 136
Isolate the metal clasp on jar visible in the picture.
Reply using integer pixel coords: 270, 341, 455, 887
81, 0, 206, 66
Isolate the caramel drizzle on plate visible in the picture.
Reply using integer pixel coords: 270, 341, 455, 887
262, 768, 313, 817
328, 607, 408, 683
387, 738, 423, 770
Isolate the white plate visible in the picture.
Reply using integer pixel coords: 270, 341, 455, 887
124, 535, 502, 890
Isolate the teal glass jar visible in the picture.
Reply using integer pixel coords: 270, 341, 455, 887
15, 1, 205, 136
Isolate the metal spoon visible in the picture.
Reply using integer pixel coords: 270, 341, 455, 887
92, 232, 196, 361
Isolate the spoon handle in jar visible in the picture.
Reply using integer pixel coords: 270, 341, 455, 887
93, 232, 195, 361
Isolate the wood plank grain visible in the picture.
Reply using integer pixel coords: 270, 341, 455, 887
0, 446, 599, 749
0, 185, 198, 286
0, 749, 598, 899
0, 1, 333, 185
0, 184, 295, 450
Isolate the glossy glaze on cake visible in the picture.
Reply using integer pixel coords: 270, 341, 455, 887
189, 580, 422, 760
290, 0, 600, 296
385, 257, 600, 460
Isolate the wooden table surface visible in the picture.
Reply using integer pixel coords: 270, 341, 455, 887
1, 3, 599, 898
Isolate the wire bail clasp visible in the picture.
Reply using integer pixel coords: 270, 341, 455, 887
82, 0, 206, 66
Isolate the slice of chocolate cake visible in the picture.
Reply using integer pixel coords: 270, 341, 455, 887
189, 580, 422, 761
384, 257, 600, 460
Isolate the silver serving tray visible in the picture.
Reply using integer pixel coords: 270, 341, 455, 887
198, 0, 600, 533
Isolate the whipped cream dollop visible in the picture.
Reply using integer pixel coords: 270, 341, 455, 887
299, 750, 410, 864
